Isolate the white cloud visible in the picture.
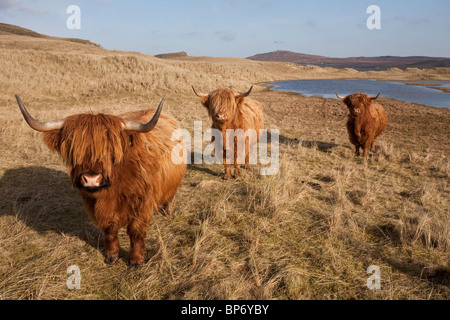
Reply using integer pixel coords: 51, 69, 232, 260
0, 0, 49, 16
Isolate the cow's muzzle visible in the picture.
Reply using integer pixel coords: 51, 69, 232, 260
215, 113, 227, 122
77, 172, 110, 192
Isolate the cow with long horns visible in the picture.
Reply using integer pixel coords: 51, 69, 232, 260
336, 92, 388, 159
192, 86, 264, 180
16, 95, 186, 266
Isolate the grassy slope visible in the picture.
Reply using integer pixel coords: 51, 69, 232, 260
0, 32, 449, 300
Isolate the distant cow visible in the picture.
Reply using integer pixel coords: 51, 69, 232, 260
192, 86, 264, 179
16, 95, 186, 266
336, 92, 388, 158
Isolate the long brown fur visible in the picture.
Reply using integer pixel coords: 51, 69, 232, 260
341, 93, 388, 158
197, 88, 264, 179
43, 109, 186, 266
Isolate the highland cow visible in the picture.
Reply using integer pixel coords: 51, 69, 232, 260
192, 86, 264, 179
336, 92, 388, 158
16, 95, 186, 266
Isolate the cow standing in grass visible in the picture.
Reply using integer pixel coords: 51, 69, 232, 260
16, 95, 186, 266
336, 92, 388, 159
192, 86, 264, 179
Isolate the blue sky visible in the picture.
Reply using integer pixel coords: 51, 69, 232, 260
1, 0, 449, 58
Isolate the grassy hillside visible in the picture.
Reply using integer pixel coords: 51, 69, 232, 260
0, 29, 449, 300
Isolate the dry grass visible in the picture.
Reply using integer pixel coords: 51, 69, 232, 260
0, 33, 449, 300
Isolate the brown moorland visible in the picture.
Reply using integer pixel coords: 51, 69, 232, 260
0, 25, 449, 299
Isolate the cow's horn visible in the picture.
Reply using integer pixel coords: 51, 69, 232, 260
241, 86, 253, 97
122, 98, 164, 132
192, 86, 208, 98
335, 93, 346, 100
16, 95, 65, 132
371, 92, 380, 100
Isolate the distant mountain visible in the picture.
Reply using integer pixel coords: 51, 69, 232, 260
247, 50, 450, 71
0, 23, 102, 48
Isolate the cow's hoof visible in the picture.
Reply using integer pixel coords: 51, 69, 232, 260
104, 252, 119, 264
128, 258, 144, 268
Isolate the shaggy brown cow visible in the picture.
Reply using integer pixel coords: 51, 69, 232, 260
192, 86, 264, 179
16, 95, 186, 266
336, 92, 388, 158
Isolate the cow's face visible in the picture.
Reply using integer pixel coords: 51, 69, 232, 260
15, 95, 164, 193
346, 101, 365, 117
207, 89, 237, 124
193, 86, 254, 127
337, 92, 380, 118
45, 113, 127, 193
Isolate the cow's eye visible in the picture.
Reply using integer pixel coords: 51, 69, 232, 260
129, 134, 134, 147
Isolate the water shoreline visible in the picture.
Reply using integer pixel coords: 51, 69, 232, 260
263, 79, 450, 109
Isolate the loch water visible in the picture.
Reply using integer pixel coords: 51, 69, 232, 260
266, 79, 450, 108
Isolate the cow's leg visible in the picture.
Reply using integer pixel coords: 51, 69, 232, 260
355, 145, 360, 157
244, 137, 251, 170
103, 224, 120, 264
223, 150, 232, 180
233, 137, 241, 178
363, 141, 371, 159
162, 196, 175, 216
244, 156, 250, 170
363, 137, 374, 159
363, 147, 368, 159
234, 165, 241, 178
211, 133, 216, 157
127, 219, 148, 266
222, 130, 232, 180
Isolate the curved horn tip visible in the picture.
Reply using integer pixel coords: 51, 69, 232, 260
15, 94, 24, 105
192, 86, 205, 97
123, 98, 164, 133
151, 97, 165, 119
336, 92, 346, 100
242, 85, 253, 96
156, 98, 165, 113
372, 92, 381, 100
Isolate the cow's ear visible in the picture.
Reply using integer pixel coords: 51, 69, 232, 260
43, 130, 62, 153
200, 96, 209, 108
235, 95, 246, 108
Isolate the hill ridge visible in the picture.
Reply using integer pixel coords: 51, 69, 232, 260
0, 22, 102, 48
247, 50, 450, 70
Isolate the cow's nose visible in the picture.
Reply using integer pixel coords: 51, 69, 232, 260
81, 173, 103, 188
216, 113, 226, 121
